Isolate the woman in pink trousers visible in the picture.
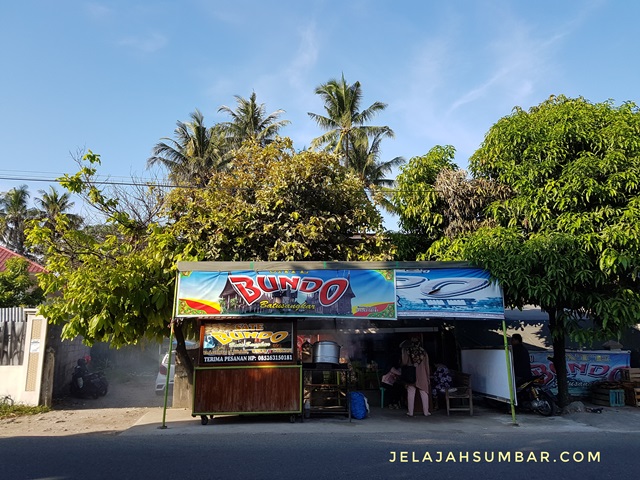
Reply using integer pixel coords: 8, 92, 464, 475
401, 337, 431, 417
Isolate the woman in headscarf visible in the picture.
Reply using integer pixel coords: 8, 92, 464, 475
401, 337, 431, 417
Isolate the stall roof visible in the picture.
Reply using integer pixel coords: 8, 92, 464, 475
176, 260, 472, 272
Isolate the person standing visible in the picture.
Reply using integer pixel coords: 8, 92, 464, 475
511, 333, 532, 385
402, 337, 431, 417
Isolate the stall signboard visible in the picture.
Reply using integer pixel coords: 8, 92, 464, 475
396, 268, 504, 319
177, 269, 396, 319
531, 350, 631, 397
202, 321, 295, 364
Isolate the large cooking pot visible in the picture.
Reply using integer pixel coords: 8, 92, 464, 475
312, 341, 341, 364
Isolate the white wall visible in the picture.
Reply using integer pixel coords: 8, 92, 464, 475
0, 309, 48, 406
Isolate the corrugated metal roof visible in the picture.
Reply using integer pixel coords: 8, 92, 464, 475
0, 245, 46, 274
177, 260, 472, 272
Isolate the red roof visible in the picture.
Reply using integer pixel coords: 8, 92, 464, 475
0, 245, 46, 274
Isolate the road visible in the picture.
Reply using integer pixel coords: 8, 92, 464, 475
1, 430, 637, 480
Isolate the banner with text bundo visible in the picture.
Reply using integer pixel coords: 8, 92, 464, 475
176, 269, 396, 319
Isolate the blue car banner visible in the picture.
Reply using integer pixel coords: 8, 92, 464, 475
396, 268, 504, 319
176, 269, 396, 319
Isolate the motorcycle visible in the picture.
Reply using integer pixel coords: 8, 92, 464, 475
516, 374, 558, 416
70, 358, 109, 399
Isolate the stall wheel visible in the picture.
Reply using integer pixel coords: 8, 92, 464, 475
200, 415, 208, 425
289, 415, 296, 424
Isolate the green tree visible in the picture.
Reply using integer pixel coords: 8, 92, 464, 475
429, 96, 640, 407
0, 257, 44, 307
0, 185, 38, 256
391, 146, 458, 259
308, 74, 394, 170
349, 132, 405, 213
148, 109, 232, 187
29, 152, 177, 349
35, 186, 82, 232
30, 143, 393, 377
431, 169, 511, 239
167, 137, 393, 262
217, 92, 290, 148
348, 132, 404, 187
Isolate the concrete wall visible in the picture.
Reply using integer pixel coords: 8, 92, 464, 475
46, 323, 90, 398
0, 309, 49, 406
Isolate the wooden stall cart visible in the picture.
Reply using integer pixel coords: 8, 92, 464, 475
192, 319, 302, 424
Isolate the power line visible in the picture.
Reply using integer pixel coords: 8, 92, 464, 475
0, 171, 442, 194
0, 175, 190, 189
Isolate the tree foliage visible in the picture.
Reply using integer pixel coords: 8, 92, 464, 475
432, 169, 511, 239
463, 96, 640, 336
166, 137, 394, 262
28, 152, 177, 347
218, 92, 290, 148
147, 110, 233, 187
391, 145, 458, 259
34, 186, 82, 233
428, 95, 640, 405
29, 142, 394, 371
308, 74, 394, 170
0, 185, 38, 256
0, 257, 44, 307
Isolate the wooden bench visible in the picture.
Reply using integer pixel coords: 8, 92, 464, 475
445, 370, 473, 416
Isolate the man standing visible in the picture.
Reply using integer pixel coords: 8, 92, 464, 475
510, 333, 532, 385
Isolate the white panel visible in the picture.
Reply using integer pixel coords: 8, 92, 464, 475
461, 348, 515, 403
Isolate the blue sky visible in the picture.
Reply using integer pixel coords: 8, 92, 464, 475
1, 0, 638, 229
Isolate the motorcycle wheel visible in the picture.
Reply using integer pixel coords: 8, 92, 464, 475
533, 392, 557, 416
99, 385, 108, 396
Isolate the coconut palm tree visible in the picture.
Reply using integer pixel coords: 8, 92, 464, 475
0, 185, 38, 255
308, 74, 394, 169
349, 133, 405, 213
148, 109, 232, 187
217, 92, 290, 148
35, 186, 82, 232
349, 132, 405, 187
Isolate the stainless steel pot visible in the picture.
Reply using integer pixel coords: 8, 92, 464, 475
312, 341, 341, 364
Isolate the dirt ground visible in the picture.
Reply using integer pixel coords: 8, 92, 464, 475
0, 355, 168, 437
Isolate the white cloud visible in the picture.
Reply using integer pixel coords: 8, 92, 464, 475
200, 20, 322, 145
447, 10, 572, 116
84, 2, 112, 19
117, 33, 168, 53
388, 7, 575, 167
285, 23, 320, 89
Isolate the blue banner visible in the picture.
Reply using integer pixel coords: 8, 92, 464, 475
531, 350, 631, 397
396, 268, 504, 319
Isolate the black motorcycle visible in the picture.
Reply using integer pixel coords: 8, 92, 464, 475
70, 359, 109, 399
516, 374, 558, 416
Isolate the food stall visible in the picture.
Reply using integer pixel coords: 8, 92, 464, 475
174, 261, 397, 424
171, 260, 506, 424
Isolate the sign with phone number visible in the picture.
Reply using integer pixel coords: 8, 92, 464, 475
202, 354, 294, 363
201, 321, 295, 364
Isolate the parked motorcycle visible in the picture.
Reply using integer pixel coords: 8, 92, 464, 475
70, 358, 109, 399
516, 374, 558, 416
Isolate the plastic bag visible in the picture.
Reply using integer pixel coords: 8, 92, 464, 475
349, 391, 368, 419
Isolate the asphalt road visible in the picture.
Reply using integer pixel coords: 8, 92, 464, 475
1, 430, 637, 480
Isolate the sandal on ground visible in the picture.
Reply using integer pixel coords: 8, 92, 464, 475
406, 413, 413, 417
